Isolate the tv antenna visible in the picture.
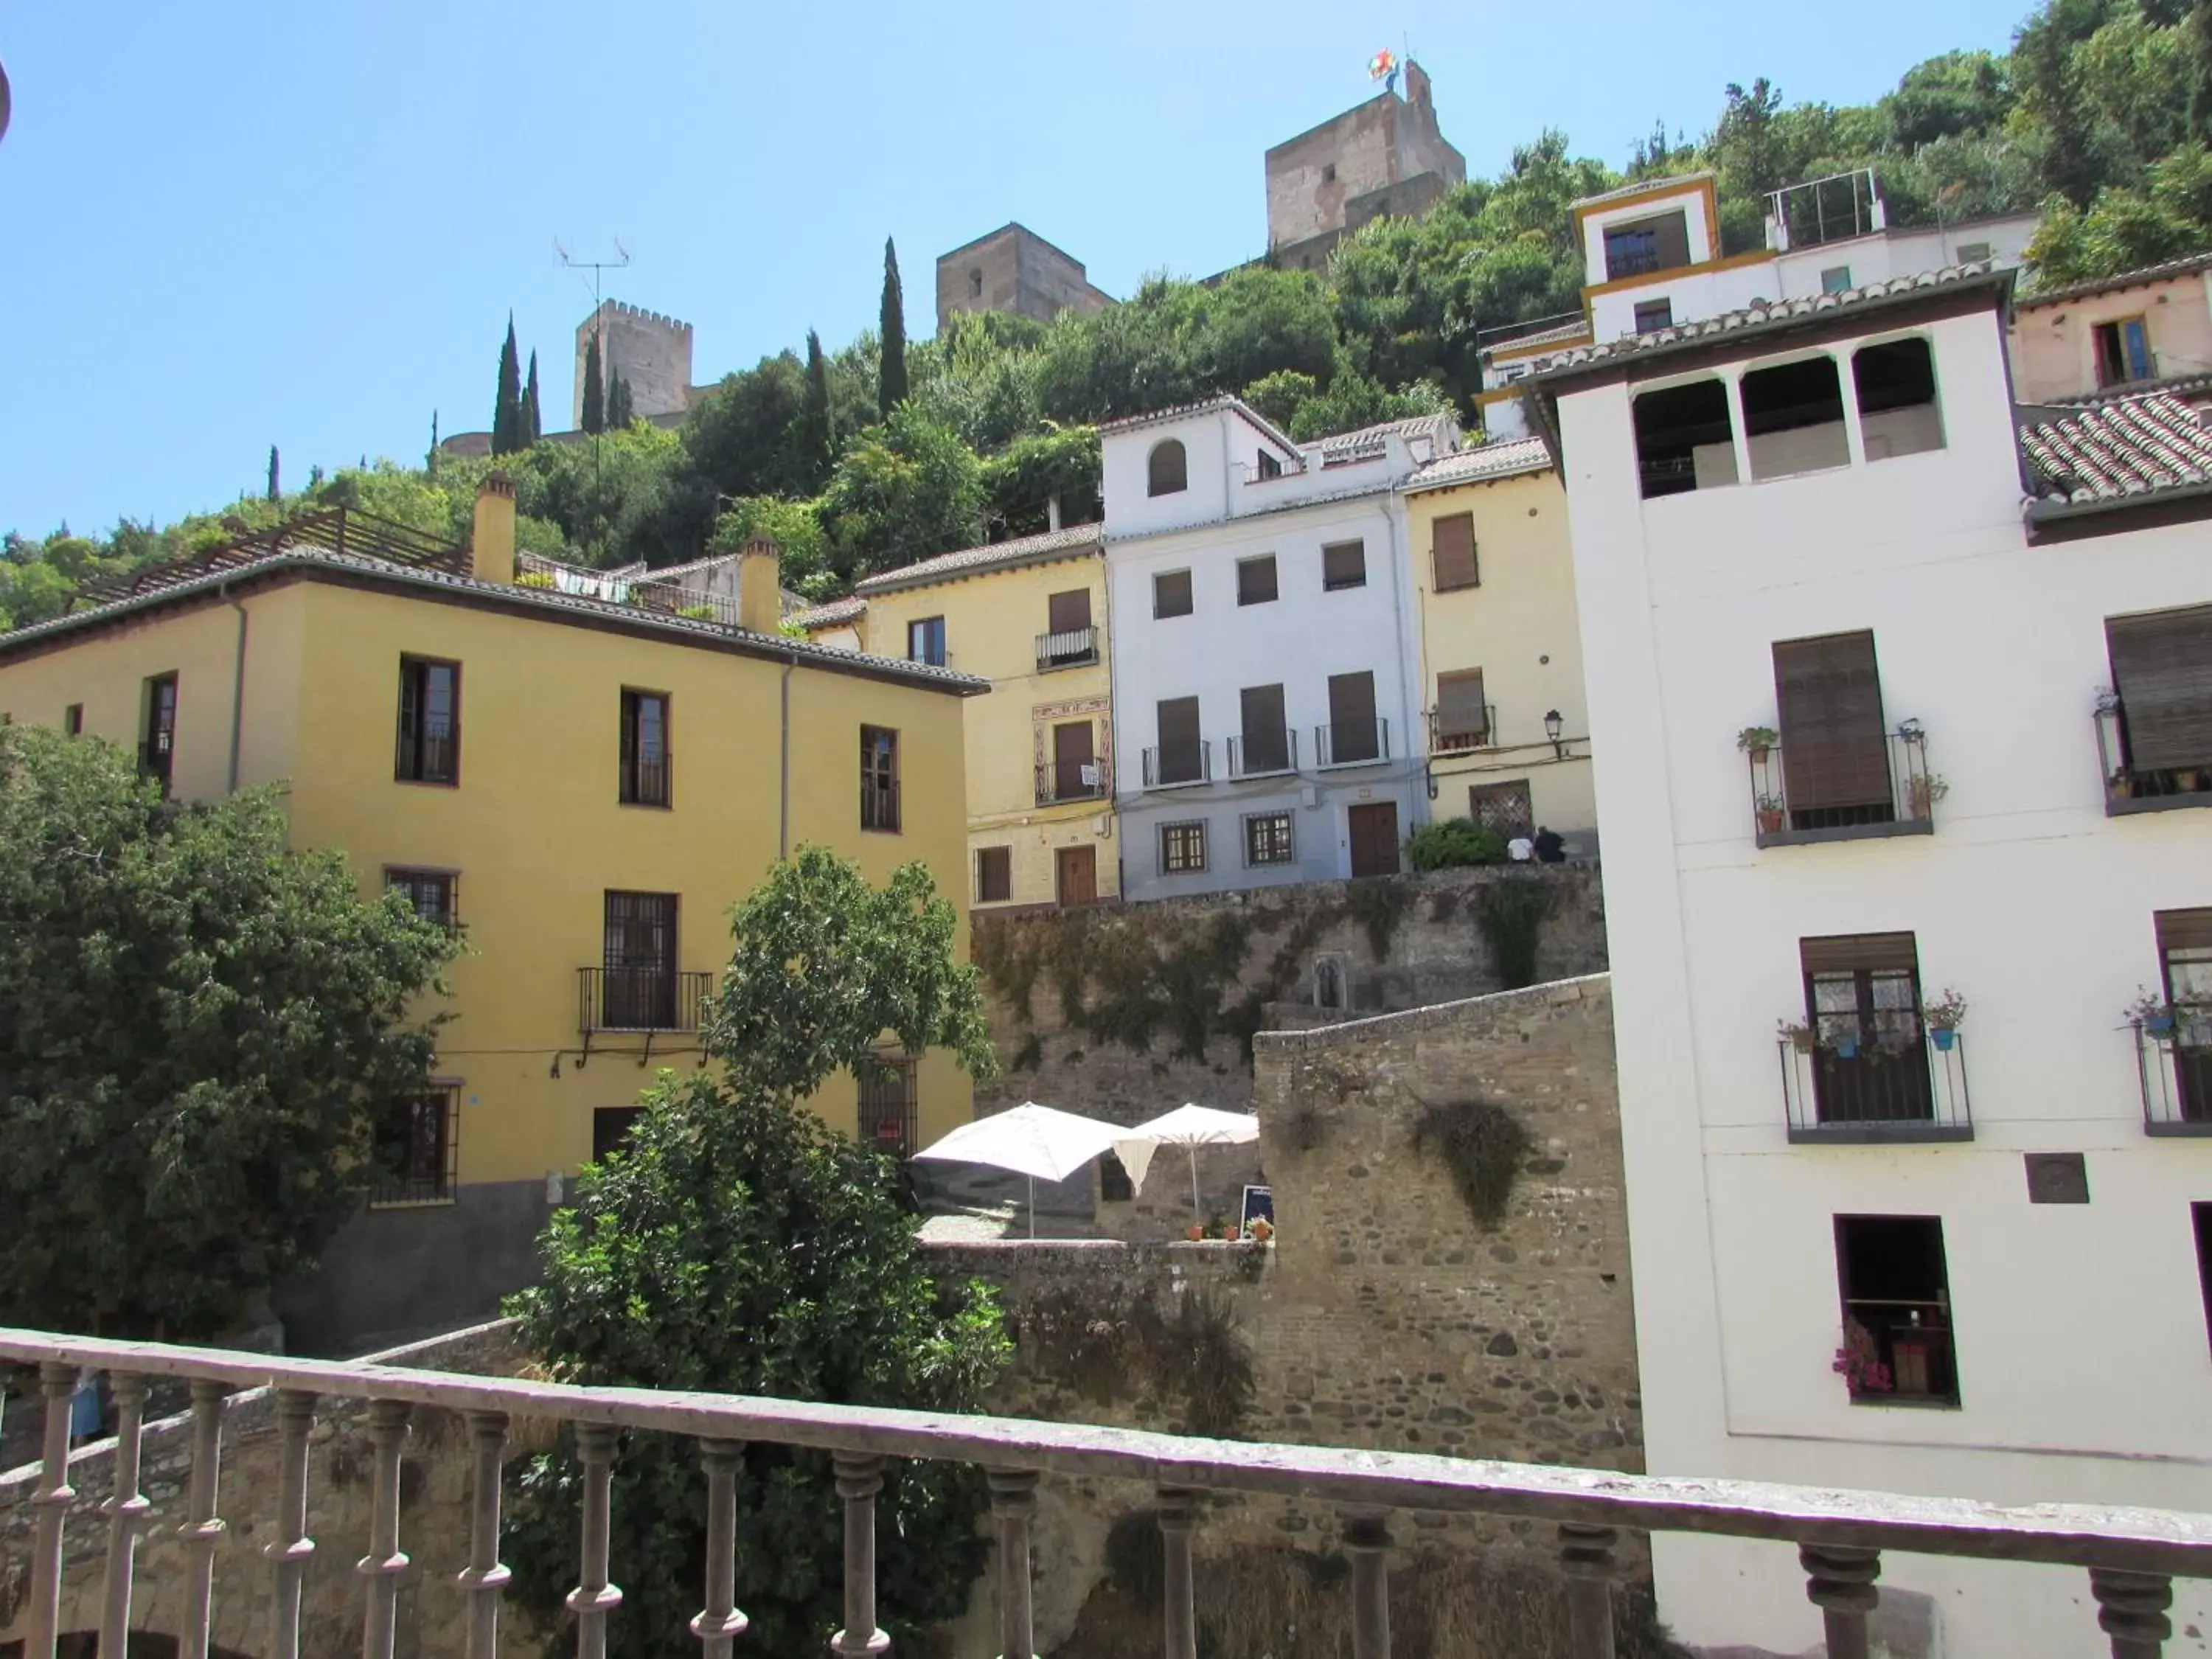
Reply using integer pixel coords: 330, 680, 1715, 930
554, 238, 633, 557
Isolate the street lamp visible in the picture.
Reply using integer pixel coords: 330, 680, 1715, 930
1544, 708, 1565, 758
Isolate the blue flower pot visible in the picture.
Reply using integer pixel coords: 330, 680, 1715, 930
1931, 1029, 1956, 1051
1834, 1037, 1860, 1060
2146, 1014, 2177, 1037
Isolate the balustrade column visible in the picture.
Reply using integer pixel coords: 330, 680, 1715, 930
690, 1436, 748, 1658
27, 1361, 77, 1659
265, 1388, 317, 1659
1558, 1523, 1618, 1659
1156, 1487, 1200, 1659
1799, 1543, 1881, 1659
989, 1469, 1040, 1659
2091, 1568, 2173, 1659
830, 1451, 891, 1656
98, 1372, 153, 1659
179, 1377, 231, 1659
459, 1411, 513, 1659
1343, 1511, 1392, 1659
358, 1398, 413, 1659
566, 1421, 625, 1659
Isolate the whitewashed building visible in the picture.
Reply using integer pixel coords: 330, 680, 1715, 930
1534, 265, 2212, 1656
1100, 399, 1450, 900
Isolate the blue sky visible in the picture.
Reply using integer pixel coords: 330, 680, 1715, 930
0, 0, 2027, 538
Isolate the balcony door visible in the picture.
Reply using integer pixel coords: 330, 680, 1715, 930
1803, 933, 1933, 1125
1052, 720, 1096, 801
1775, 633, 1892, 829
2158, 908, 2212, 1122
603, 891, 678, 1030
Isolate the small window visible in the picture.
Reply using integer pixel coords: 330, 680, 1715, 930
1046, 589, 1091, 636
1955, 241, 1992, 265
1470, 779, 1534, 840
1853, 338, 1944, 460
619, 689, 671, 807
969, 268, 984, 299
1741, 355, 1849, 479
63, 704, 83, 737
1321, 540, 1366, 591
1820, 265, 1853, 295
372, 1088, 458, 1206
396, 656, 460, 785
1603, 210, 1689, 280
1256, 450, 1284, 481
860, 726, 900, 832
1834, 1214, 1958, 1406
976, 846, 1012, 905
1321, 163, 1337, 184
907, 616, 947, 667
592, 1106, 646, 1164
2195, 1203, 2212, 1354
2094, 316, 2156, 387
860, 1057, 919, 1157
1633, 380, 1737, 498
1160, 819, 1208, 874
1153, 569, 1194, 619
1633, 299, 1674, 335
1244, 810, 1295, 866
1148, 439, 1189, 497
385, 868, 457, 931
1099, 1152, 1135, 1203
1433, 669, 1490, 751
142, 672, 178, 793
1237, 554, 1279, 606
1430, 512, 1479, 591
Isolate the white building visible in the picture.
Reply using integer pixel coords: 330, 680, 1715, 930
1100, 399, 1451, 900
1533, 263, 2212, 1655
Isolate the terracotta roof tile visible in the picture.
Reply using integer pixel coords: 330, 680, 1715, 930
852, 524, 1102, 596
1315, 412, 1456, 462
1404, 437, 1554, 492
2020, 392, 2212, 505
787, 597, 868, 630
1093, 395, 1301, 453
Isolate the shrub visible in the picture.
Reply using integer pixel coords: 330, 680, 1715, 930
1405, 816, 1507, 870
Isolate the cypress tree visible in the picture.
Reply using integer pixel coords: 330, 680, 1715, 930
581, 333, 606, 435
265, 445, 280, 503
608, 374, 634, 429
428, 411, 440, 477
493, 315, 523, 456
879, 237, 908, 417
801, 328, 834, 482
522, 351, 543, 444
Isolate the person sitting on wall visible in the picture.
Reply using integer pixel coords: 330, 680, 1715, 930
1533, 825, 1565, 864
1507, 832, 1535, 862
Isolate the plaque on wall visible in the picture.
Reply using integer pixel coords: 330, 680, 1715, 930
2023, 1152, 2090, 1205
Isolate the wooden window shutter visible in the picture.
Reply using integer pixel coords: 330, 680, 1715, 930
2108, 607, 2212, 771
1799, 932, 1919, 975
1240, 684, 1284, 740
1154, 570, 1193, 618
1436, 669, 1488, 735
1431, 512, 1479, 591
1157, 696, 1200, 748
1048, 589, 1091, 633
1774, 632, 1890, 813
1327, 671, 1377, 731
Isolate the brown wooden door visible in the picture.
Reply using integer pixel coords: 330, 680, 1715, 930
1055, 845, 1098, 907
1053, 721, 1096, 800
1347, 802, 1400, 877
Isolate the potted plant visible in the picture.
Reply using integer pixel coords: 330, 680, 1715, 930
1922, 988, 1967, 1051
1186, 1223, 1206, 1242
1737, 726, 1779, 764
2126, 986, 2177, 1037
1832, 1319, 1893, 1398
1907, 772, 1950, 820
1832, 1026, 1860, 1060
1223, 1223, 1241, 1242
1777, 1018, 1819, 1054
1755, 794, 1787, 835
1248, 1217, 1275, 1243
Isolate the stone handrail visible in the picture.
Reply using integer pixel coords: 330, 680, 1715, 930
4, 1326, 2207, 1659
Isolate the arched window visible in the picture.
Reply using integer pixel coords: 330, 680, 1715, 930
1147, 439, 1188, 497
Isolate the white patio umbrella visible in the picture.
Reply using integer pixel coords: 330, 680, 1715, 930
1115, 1104, 1261, 1222
912, 1102, 1123, 1237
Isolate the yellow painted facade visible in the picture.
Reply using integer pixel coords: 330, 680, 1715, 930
1405, 466, 1599, 844
0, 549, 981, 1191
814, 536, 1120, 911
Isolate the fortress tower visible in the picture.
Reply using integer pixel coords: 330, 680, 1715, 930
1265, 60, 1466, 272
574, 300, 695, 427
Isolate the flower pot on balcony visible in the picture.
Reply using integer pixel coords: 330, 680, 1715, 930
1931, 1028, 1956, 1051
1756, 807, 1785, 835
1833, 1036, 1860, 1060
2146, 1013, 2177, 1037
1186, 1224, 1206, 1242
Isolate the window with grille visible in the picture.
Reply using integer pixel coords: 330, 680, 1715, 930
1321, 540, 1366, 591
385, 868, 457, 930
1237, 554, 1279, 606
1470, 780, 1534, 840
907, 617, 947, 667
142, 672, 178, 792
619, 689, 671, 807
396, 656, 460, 785
1160, 820, 1208, 874
1774, 632, 1892, 829
1153, 569, 1194, 619
371, 1087, 458, 1206
602, 891, 678, 1029
1148, 440, 1189, 497
1244, 811, 1294, 866
976, 846, 1012, 904
1430, 512, 1479, 591
1834, 1214, 1958, 1405
861, 726, 900, 832
860, 1057, 919, 1156
1256, 450, 1284, 480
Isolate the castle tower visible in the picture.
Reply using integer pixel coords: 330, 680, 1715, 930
574, 301, 696, 427
1265, 59, 1466, 272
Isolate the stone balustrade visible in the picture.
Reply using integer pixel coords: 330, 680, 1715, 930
3, 1326, 2209, 1659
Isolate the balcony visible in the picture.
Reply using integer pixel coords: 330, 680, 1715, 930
1228, 728, 1298, 779
1034, 755, 1110, 806
1428, 706, 1496, 755
1142, 739, 1211, 789
577, 967, 713, 1037
1035, 625, 1099, 672
2096, 693, 2212, 815
1778, 1020, 1972, 1144
1315, 719, 1391, 769
1745, 726, 1937, 848
862, 779, 901, 833
136, 732, 173, 793
2135, 1009, 2212, 1135
1, 1325, 2206, 1659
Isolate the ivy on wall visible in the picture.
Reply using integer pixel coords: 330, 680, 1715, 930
1013, 1279, 1256, 1436
1475, 879, 1551, 990
1412, 1098, 1535, 1230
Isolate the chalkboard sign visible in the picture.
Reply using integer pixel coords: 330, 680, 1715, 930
1240, 1184, 1273, 1229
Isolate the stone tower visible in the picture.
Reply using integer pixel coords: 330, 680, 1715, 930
934, 224, 1114, 335
1265, 60, 1466, 272
574, 301, 695, 427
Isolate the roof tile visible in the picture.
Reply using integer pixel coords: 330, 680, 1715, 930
1405, 437, 1554, 491
2019, 392, 2212, 504
851, 524, 1102, 596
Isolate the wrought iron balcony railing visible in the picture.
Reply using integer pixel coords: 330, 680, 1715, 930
1142, 740, 1211, 788
1228, 728, 1298, 778
1034, 756, 1110, 806
1778, 1023, 1972, 1144
1034, 625, 1099, 672
2096, 692, 2212, 815
861, 780, 901, 833
576, 967, 713, 1036
1745, 725, 1937, 848
619, 754, 671, 808
1427, 706, 1496, 755
2135, 1009, 2212, 1135
0, 1325, 2206, 1659
1315, 719, 1390, 768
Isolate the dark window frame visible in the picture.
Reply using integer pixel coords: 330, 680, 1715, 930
2195, 1203, 2212, 1354
593, 1106, 647, 1164
1633, 379, 1737, 498
976, 845, 1013, 905
1633, 299, 1674, 335
1160, 819, 1208, 874
370, 1085, 459, 1206
1153, 569, 1194, 620
142, 672, 178, 792
1852, 337, 1945, 459
860, 1055, 920, 1158
1237, 554, 1279, 607
63, 703, 83, 737
907, 616, 947, 667
1833, 1213, 1960, 1408
1147, 439, 1189, 497
1740, 353, 1851, 481
619, 688, 672, 807
860, 725, 902, 833
1321, 540, 1367, 592
1430, 512, 1480, 591
1243, 810, 1295, 867
601, 889, 680, 1030
385, 866, 459, 931
395, 655, 462, 786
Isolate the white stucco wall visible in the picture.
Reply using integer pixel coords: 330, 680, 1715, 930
1589, 260, 1779, 349
1557, 300, 2212, 1655
1578, 186, 1719, 286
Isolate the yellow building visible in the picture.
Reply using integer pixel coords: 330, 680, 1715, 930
0, 479, 984, 1351
1403, 439, 1599, 847
793, 524, 1118, 910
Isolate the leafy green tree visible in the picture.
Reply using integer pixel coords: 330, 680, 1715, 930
580, 333, 606, 436
710, 496, 833, 597
1287, 358, 1452, 442
493, 316, 524, 456
818, 406, 987, 582
979, 422, 1099, 538
506, 848, 1004, 1658
879, 237, 909, 416
522, 350, 543, 444
0, 726, 459, 1338
2026, 141, 2212, 280
683, 352, 815, 501
801, 328, 835, 481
